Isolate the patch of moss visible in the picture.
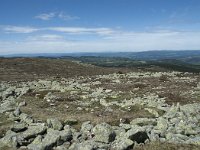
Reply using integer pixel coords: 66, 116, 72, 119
0, 114, 13, 138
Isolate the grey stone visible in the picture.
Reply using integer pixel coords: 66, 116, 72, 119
20, 123, 46, 140
92, 122, 116, 143
32, 135, 43, 144
119, 123, 131, 130
148, 130, 159, 142
27, 135, 43, 150
54, 142, 71, 150
0, 99, 17, 113
71, 140, 109, 150
47, 118, 63, 131
186, 136, 200, 145
3, 87, 16, 98
59, 128, 73, 142
125, 128, 149, 144
0, 130, 18, 148
11, 123, 27, 132
13, 107, 21, 116
165, 133, 189, 142
156, 118, 168, 130
184, 127, 198, 135
81, 121, 93, 134
112, 126, 126, 141
73, 142, 94, 150
19, 101, 26, 107
28, 128, 72, 150
39, 129, 61, 150
8, 112, 20, 121
20, 113, 34, 124
144, 108, 159, 117
111, 138, 134, 150
72, 131, 82, 142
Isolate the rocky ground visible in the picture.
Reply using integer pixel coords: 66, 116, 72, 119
1, 58, 200, 150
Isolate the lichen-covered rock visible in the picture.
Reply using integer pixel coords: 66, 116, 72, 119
0, 99, 17, 113
81, 121, 93, 134
186, 136, 200, 145
11, 122, 27, 132
112, 126, 126, 140
92, 122, 116, 143
165, 133, 189, 143
54, 142, 71, 150
0, 130, 18, 148
144, 108, 159, 117
71, 140, 109, 150
47, 118, 63, 131
111, 138, 134, 150
9, 112, 20, 121
27, 135, 43, 150
13, 107, 21, 117
59, 128, 73, 142
40, 129, 61, 150
27, 128, 72, 150
2, 86, 16, 99
19, 123, 46, 140
19, 113, 34, 124
18, 101, 26, 107
154, 118, 168, 133
72, 141, 95, 150
125, 128, 149, 144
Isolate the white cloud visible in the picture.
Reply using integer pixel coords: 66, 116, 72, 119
35, 12, 56, 20
1, 24, 200, 54
3, 26, 39, 33
35, 12, 79, 21
58, 12, 79, 20
27, 34, 64, 41
47, 27, 115, 35
1, 30, 200, 55
1, 26, 114, 35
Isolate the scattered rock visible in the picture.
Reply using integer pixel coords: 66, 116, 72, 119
47, 118, 63, 131
111, 138, 134, 150
125, 128, 149, 144
19, 113, 34, 124
156, 118, 168, 130
92, 122, 116, 143
19, 123, 46, 140
27, 135, 43, 150
0, 130, 18, 148
144, 108, 159, 117
1, 72, 200, 149
77, 107, 83, 111
19, 101, 26, 107
81, 121, 93, 134
0, 99, 17, 113
41, 129, 63, 149
13, 107, 21, 117
55, 142, 71, 150
11, 123, 27, 132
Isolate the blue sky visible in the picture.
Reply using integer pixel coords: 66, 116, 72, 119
1, 0, 200, 54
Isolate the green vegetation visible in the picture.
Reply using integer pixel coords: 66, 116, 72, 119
67, 56, 200, 73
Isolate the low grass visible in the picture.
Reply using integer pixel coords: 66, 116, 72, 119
134, 142, 200, 150
0, 114, 13, 138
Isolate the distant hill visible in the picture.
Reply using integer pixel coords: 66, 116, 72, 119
2, 50, 200, 64
0, 58, 127, 81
